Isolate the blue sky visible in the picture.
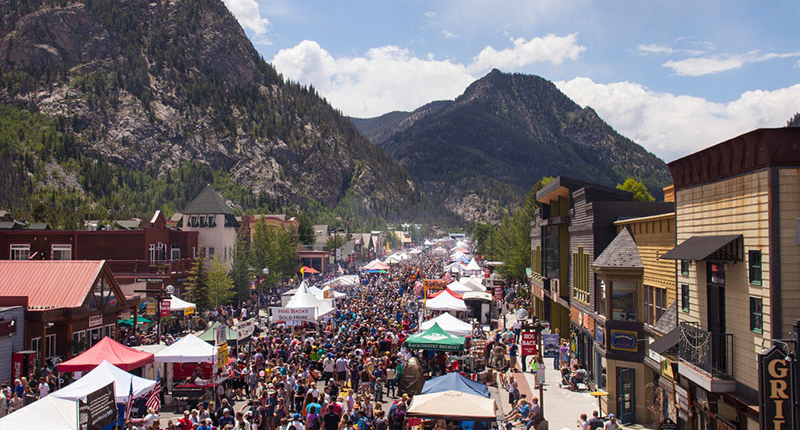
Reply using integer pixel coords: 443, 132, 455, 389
222, 0, 800, 161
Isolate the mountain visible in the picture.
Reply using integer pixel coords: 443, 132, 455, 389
351, 70, 672, 222
0, 0, 428, 228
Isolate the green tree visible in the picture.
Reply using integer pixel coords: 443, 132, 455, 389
408, 224, 422, 243
471, 223, 492, 256
184, 258, 210, 310
386, 230, 401, 249
326, 234, 346, 258
616, 178, 655, 202
788, 112, 800, 127
251, 219, 299, 287
297, 212, 315, 245
207, 254, 236, 308
231, 232, 253, 302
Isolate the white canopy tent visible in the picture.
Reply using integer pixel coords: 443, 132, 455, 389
425, 290, 468, 312
408, 248, 423, 255
167, 294, 196, 311
446, 281, 474, 294
464, 258, 481, 272
154, 334, 217, 363
329, 275, 360, 287
459, 277, 487, 292
308, 285, 325, 299
419, 312, 473, 337
0, 395, 78, 430
322, 285, 347, 299
52, 360, 156, 403
432, 247, 447, 255
284, 283, 334, 318
363, 259, 391, 271
384, 254, 403, 265
407, 390, 496, 421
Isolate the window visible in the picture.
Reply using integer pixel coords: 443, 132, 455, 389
157, 243, 166, 261
208, 247, 215, 258
72, 331, 87, 355
51, 244, 72, 260
750, 297, 763, 333
88, 327, 102, 347
171, 245, 181, 261
208, 215, 216, 227
644, 285, 654, 326
680, 260, 689, 276
595, 278, 607, 317
572, 246, 590, 303
104, 324, 114, 340
31, 337, 40, 353
200, 216, 208, 227
189, 216, 198, 227
655, 288, 666, 322
749, 250, 762, 285
542, 225, 560, 279
611, 281, 637, 321
681, 284, 690, 312
45, 334, 56, 358
10, 244, 30, 260
149, 244, 156, 263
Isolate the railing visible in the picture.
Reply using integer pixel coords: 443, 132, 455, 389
106, 258, 195, 276
678, 322, 733, 378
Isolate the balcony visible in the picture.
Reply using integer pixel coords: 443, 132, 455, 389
678, 322, 735, 392
107, 258, 195, 278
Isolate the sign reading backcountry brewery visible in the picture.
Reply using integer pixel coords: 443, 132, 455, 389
759, 346, 794, 430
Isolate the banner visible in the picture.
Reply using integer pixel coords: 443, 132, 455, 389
160, 300, 171, 317
217, 344, 228, 370
270, 307, 316, 322
542, 334, 560, 357
183, 307, 194, 316
215, 325, 227, 345
79, 382, 116, 430
521, 331, 537, 356
236, 319, 255, 340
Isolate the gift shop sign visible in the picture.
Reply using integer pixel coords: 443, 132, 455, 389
759, 346, 794, 430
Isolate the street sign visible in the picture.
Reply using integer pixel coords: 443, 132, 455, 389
160, 300, 171, 317
659, 418, 678, 430
494, 285, 503, 301
521, 331, 537, 356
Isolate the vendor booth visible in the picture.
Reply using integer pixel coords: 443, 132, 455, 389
425, 289, 468, 312
57, 337, 153, 373
404, 323, 466, 351
421, 373, 490, 397
419, 312, 473, 337
166, 294, 196, 315
154, 334, 220, 411
0, 395, 78, 430
407, 390, 496, 421
53, 360, 157, 404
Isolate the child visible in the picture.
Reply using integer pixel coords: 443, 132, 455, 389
374, 378, 384, 403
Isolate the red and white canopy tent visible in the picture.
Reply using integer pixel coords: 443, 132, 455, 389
58, 337, 154, 373
362, 259, 390, 271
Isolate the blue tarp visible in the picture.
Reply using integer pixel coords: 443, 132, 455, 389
420, 372, 490, 398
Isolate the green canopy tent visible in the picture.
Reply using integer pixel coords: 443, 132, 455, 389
404, 322, 466, 351
198, 321, 244, 344
118, 317, 152, 326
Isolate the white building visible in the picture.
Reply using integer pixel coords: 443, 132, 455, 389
179, 186, 239, 267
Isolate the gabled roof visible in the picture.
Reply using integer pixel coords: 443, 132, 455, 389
182, 186, 234, 215
593, 228, 642, 269
0, 260, 108, 310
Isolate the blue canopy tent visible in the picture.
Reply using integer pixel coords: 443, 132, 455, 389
420, 372, 490, 398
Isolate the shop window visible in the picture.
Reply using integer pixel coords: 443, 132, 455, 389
611, 281, 637, 322
171, 245, 181, 261
750, 297, 763, 333
681, 284, 690, 312
572, 246, 590, 304
51, 244, 72, 260
45, 334, 56, 359
88, 327, 102, 347
655, 288, 666, 322
72, 331, 87, 355
542, 225, 560, 279
31, 337, 40, 353
748, 250, 762, 286
10, 244, 30, 260
104, 324, 114, 340
680, 260, 689, 276
595, 278, 606, 317
208, 247, 215, 258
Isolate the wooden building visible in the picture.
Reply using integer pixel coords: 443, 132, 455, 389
661, 128, 800, 430
0, 211, 197, 294
0, 260, 139, 367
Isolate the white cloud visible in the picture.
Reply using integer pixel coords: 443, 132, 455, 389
637, 44, 674, 55
442, 30, 457, 39
663, 51, 800, 76
272, 34, 584, 117
272, 41, 476, 117
470, 33, 585, 72
424, 11, 437, 18
222, 0, 270, 35
555, 77, 800, 161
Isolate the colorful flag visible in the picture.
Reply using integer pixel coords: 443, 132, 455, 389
338, 263, 344, 275
124, 380, 134, 421
443, 272, 453, 284
146, 370, 162, 412
300, 267, 305, 276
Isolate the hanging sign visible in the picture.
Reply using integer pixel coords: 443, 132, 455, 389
160, 300, 171, 317
270, 307, 316, 322
759, 346, 794, 430
520, 331, 537, 356
78, 382, 116, 430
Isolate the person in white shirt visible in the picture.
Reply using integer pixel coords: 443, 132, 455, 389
38, 380, 50, 398
323, 355, 335, 381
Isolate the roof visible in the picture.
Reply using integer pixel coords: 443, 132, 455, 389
114, 220, 141, 230
649, 323, 679, 355
182, 186, 234, 215
26, 222, 50, 230
0, 221, 24, 230
661, 234, 742, 261
593, 228, 642, 269
653, 301, 678, 335
0, 260, 105, 310
537, 175, 630, 204
57, 337, 154, 372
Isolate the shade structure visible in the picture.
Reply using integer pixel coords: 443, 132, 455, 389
459, 277, 486, 292
53, 360, 156, 403
429, 288, 463, 300
407, 390, 496, 421
328, 275, 359, 287
321, 285, 346, 299
154, 334, 217, 363
300, 266, 319, 274
446, 281, 473, 294
464, 258, 481, 272
197, 321, 239, 344
0, 395, 78, 430
404, 323, 465, 351
425, 290, 468, 312
419, 312, 473, 337
284, 283, 334, 318
421, 373, 490, 398
167, 294, 195, 311
119, 317, 152, 326
58, 337, 153, 373
362, 259, 390, 271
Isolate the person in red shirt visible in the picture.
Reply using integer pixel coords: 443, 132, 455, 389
178, 411, 193, 430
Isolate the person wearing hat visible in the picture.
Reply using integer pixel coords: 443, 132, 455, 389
218, 408, 235, 428
603, 413, 619, 430
289, 413, 305, 430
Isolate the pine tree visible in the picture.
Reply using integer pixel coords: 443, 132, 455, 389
184, 258, 210, 310
207, 254, 236, 308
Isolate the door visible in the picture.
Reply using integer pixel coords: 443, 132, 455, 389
618, 368, 635, 423
706, 262, 726, 372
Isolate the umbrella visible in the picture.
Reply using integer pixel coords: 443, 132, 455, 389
407, 390, 496, 421
300, 266, 319, 274
118, 317, 152, 326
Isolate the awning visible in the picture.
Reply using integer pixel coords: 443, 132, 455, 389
661, 235, 742, 261
649, 327, 679, 354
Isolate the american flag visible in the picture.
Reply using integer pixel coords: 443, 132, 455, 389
443, 272, 452, 284
124, 381, 134, 421
146, 370, 162, 412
